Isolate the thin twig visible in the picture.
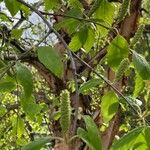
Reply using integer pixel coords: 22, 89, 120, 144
72, 52, 139, 114
0, 23, 53, 80
16, 0, 149, 129
141, 8, 150, 16
0, 49, 31, 80
35, 29, 52, 47
40, 11, 111, 30
17, 0, 79, 135
12, 10, 25, 29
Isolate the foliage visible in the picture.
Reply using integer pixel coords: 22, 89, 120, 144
111, 126, 150, 150
0, 0, 149, 149
37, 46, 64, 78
77, 116, 102, 150
22, 137, 51, 150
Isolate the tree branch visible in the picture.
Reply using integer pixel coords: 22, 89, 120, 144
17, 0, 80, 136
72, 52, 139, 115
40, 11, 111, 30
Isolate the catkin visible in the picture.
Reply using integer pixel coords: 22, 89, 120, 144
116, 0, 131, 23
60, 90, 71, 134
114, 58, 129, 82
88, 0, 101, 17
130, 25, 144, 47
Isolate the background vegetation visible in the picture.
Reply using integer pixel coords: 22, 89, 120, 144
0, 0, 150, 149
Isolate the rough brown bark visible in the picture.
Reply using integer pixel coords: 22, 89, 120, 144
2, 0, 142, 149
31, 0, 142, 149
101, 1, 142, 150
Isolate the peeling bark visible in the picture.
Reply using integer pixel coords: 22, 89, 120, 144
2, 0, 143, 149
119, 0, 142, 40
101, 1, 142, 150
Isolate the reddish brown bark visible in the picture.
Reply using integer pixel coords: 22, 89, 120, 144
101, 1, 142, 150
119, 0, 142, 40
5, 0, 142, 149
32, 0, 142, 149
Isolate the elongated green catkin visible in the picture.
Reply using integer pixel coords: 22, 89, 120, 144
114, 58, 129, 82
130, 25, 144, 47
88, 0, 101, 17
60, 90, 71, 134
116, 0, 131, 23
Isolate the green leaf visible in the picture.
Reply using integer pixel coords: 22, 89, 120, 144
133, 73, 144, 97
68, 0, 83, 9
101, 91, 119, 123
83, 27, 95, 52
55, 18, 80, 35
54, 8, 82, 35
16, 138, 28, 146
77, 128, 90, 147
77, 116, 102, 150
37, 46, 64, 79
16, 63, 33, 98
0, 106, 7, 117
21, 96, 41, 119
79, 79, 102, 93
125, 126, 150, 150
44, 0, 60, 10
78, 26, 88, 46
17, 117, 25, 138
107, 35, 129, 70
5, 0, 21, 16
66, 7, 82, 17
69, 26, 95, 52
130, 131, 146, 150
94, 0, 115, 36
132, 51, 150, 80
69, 33, 82, 52
84, 116, 102, 150
11, 29, 23, 39
144, 126, 150, 149
0, 81, 15, 93
22, 137, 51, 150
111, 127, 144, 150
95, 0, 114, 24
25, 103, 41, 117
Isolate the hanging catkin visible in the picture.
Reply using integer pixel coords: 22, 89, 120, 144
116, 0, 131, 23
60, 90, 71, 134
130, 25, 144, 47
114, 58, 129, 82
